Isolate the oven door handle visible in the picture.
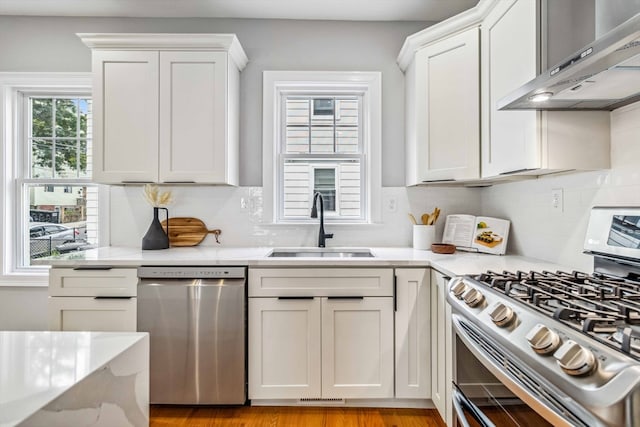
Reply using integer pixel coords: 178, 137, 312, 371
452, 383, 496, 427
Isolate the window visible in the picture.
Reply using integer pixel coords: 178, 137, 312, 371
263, 71, 381, 224
20, 94, 99, 265
0, 73, 102, 281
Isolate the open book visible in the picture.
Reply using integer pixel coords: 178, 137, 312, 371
442, 215, 510, 255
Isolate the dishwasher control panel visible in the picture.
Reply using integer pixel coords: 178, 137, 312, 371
137, 266, 246, 279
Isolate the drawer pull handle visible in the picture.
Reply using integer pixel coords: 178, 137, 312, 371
327, 296, 364, 300
277, 296, 314, 300
94, 296, 133, 300
73, 266, 113, 270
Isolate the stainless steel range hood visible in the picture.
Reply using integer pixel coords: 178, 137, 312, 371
498, 12, 640, 111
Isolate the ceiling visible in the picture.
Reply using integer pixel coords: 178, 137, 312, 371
0, 0, 479, 21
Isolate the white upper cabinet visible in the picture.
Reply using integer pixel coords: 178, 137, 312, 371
399, 0, 610, 185
159, 51, 236, 183
481, 0, 610, 178
92, 50, 159, 183
81, 33, 247, 185
407, 28, 480, 184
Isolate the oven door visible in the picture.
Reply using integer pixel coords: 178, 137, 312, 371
452, 337, 553, 427
451, 313, 593, 427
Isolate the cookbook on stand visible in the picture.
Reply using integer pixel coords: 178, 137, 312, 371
442, 214, 510, 255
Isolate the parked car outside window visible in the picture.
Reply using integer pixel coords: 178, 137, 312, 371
29, 223, 79, 241
29, 222, 84, 258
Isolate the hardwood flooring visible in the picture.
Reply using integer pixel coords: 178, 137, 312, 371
149, 405, 447, 427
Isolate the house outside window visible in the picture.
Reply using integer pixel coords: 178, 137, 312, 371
263, 71, 382, 224
281, 95, 362, 220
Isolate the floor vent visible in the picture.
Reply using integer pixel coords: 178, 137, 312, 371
297, 398, 346, 405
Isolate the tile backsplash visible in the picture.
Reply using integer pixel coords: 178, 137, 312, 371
109, 186, 482, 249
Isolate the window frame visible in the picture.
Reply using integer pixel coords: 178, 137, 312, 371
263, 71, 382, 225
0, 73, 109, 285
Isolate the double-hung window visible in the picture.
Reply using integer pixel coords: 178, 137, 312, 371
1, 73, 100, 276
264, 71, 381, 224
19, 93, 99, 266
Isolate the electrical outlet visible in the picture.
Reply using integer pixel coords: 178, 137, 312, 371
551, 188, 564, 212
387, 197, 397, 212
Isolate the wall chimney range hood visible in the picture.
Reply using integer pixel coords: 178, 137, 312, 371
498, 12, 640, 111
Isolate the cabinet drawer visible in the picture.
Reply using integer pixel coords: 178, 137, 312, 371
249, 268, 393, 297
49, 268, 138, 297
48, 296, 136, 332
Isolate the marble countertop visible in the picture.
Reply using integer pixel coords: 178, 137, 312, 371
36, 246, 575, 278
0, 331, 148, 427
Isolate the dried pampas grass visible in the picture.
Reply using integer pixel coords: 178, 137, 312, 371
143, 184, 174, 207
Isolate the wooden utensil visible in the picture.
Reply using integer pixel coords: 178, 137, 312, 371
431, 207, 440, 225
408, 213, 418, 225
421, 213, 430, 225
160, 217, 221, 247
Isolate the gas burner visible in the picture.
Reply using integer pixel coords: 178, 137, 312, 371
612, 326, 640, 353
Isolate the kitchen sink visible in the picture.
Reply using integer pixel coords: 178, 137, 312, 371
268, 248, 375, 258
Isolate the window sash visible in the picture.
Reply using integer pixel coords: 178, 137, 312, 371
277, 93, 366, 223
17, 91, 96, 269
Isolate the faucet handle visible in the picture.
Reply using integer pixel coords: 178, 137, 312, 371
325, 233, 334, 239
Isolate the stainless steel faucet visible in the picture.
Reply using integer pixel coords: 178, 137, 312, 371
310, 192, 333, 248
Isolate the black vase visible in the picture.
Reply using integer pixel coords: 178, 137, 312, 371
142, 207, 169, 250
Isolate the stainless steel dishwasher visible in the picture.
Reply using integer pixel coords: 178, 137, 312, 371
137, 266, 246, 405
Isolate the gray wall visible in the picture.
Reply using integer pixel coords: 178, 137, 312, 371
0, 16, 430, 186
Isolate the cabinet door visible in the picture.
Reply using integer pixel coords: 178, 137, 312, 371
415, 27, 480, 182
49, 297, 136, 332
248, 297, 321, 399
431, 270, 454, 426
481, 0, 539, 178
321, 297, 394, 398
395, 269, 430, 398
159, 51, 231, 184
92, 50, 159, 183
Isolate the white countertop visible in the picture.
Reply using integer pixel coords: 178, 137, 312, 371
0, 331, 148, 427
36, 246, 575, 277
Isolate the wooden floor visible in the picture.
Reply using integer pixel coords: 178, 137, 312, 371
149, 405, 447, 427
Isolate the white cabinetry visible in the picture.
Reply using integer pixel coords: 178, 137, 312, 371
81, 34, 247, 185
322, 297, 393, 398
394, 268, 431, 398
248, 297, 321, 399
405, 27, 480, 184
431, 269, 453, 426
481, 0, 609, 178
248, 268, 394, 401
48, 267, 138, 332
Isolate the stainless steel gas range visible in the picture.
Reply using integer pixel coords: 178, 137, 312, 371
447, 207, 640, 427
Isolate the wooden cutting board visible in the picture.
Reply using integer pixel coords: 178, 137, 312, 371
160, 217, 221, 247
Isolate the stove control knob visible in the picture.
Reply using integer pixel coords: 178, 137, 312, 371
488, 302, 516, 327
525, 324, 560, 355
450, 280, 468, 298
553, 340, 596, 376
462, 288, 484, 307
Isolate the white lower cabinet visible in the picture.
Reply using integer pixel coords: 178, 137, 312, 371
431, 269, 454, 425
248, 268, 394, 401
322, 297, 394, 398
248, 297, 322, 399
394, 268, 431, 399
48, 267, 137, 332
